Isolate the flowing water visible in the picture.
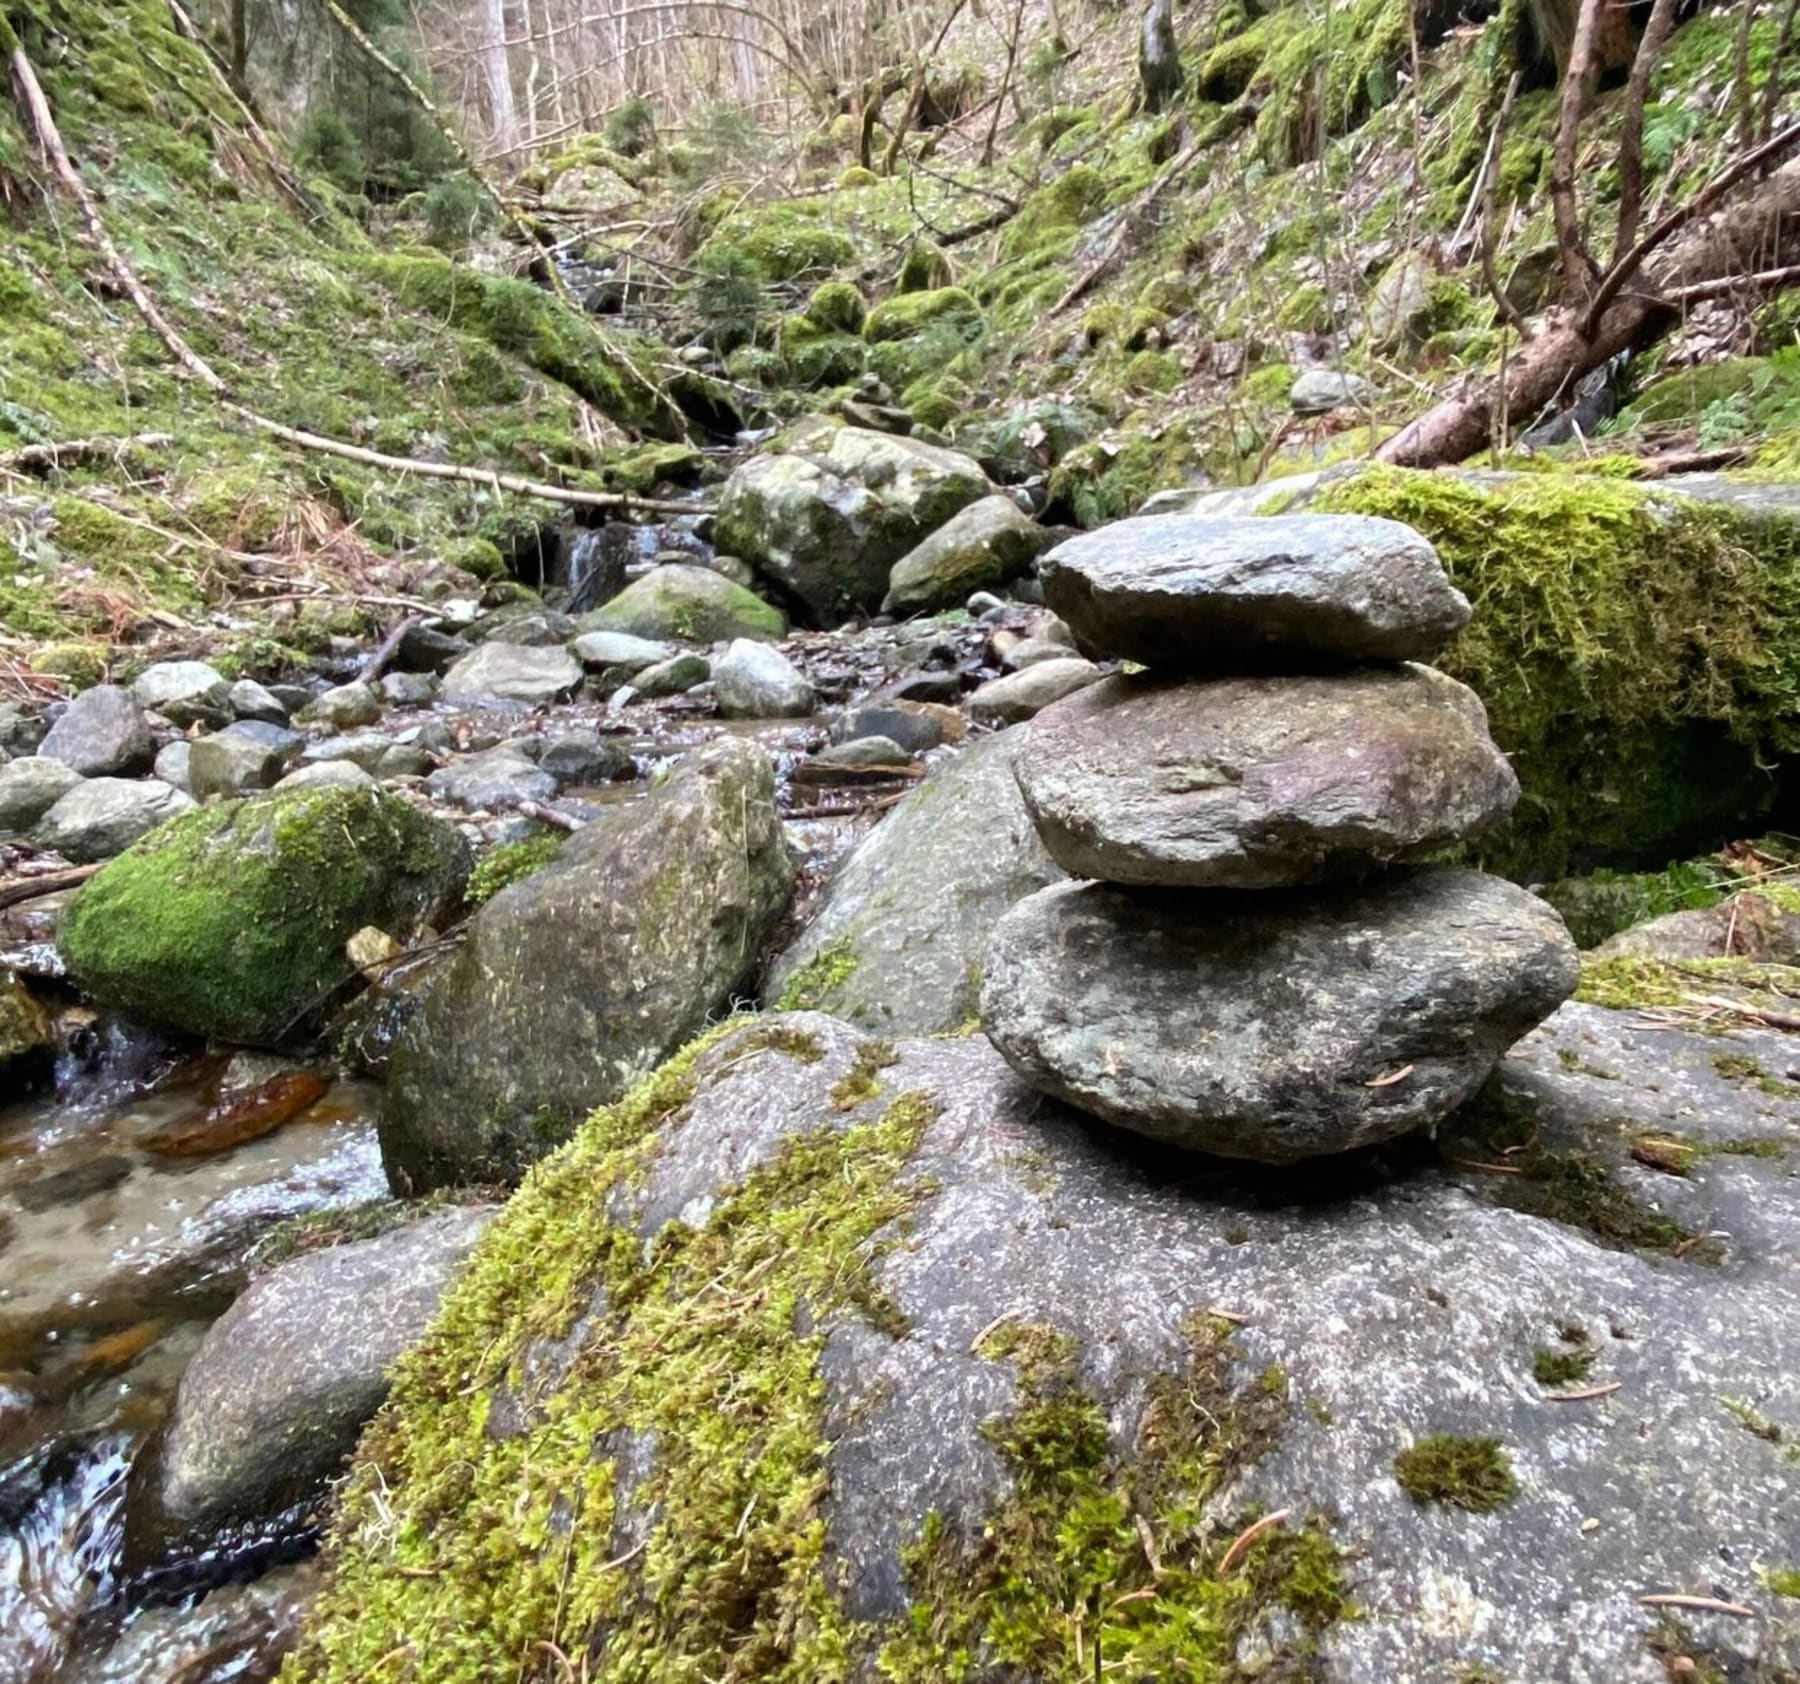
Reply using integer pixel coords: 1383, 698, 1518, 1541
0, 1016, 385, 1684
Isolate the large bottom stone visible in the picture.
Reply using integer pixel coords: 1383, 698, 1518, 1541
979, 868, 1577, 1161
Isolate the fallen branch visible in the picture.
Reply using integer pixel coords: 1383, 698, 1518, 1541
1681, 992, 1800, 1032
0, 433, 174, 473
358, 615, 421, 683
1638, 1593, 1756, 1618
0, 864, 100, 910
5, 43, 699, 516
1379, 155, 1800, 467
516, 800, 586, 832
1544, 1381, 1622, 1402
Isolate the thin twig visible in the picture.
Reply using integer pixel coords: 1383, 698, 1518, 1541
1638, 1593, 1756, 1617
1218, 1509, 1291, 1576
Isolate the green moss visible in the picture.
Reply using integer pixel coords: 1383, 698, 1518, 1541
1393, 1435, 1518, 1512
803, 279, 866, 334
466, 832, 566, 906
1121, 349, 1183, 393
828, 1037, 898, 1110
288, 1029, 939, 1682
864, 286, 982, 345
999, 165, 1108, 261
1311, 467, 1800, 877
1531, 1344, 1596, 1388
27, 640, 109, 689
897, 241, 952, 294
1765, 1567, 1800, 1599
1537, 858, 1732, 948
892, 1314, 1352, 1678
1047, 423, 1201, 527
774, 938, 859, 1011
58, 786, 467, 1046
777, 315, 867, 387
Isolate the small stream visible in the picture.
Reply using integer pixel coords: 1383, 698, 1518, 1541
0, 1016, 385, 1684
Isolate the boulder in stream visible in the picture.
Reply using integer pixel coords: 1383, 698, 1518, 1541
579, 564, 786, 645
379, 738, 793, 1191
716, 421, 992, 624
58, 785, 469, 1045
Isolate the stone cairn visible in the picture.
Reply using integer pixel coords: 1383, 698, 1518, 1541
978, 511, 1581, 1164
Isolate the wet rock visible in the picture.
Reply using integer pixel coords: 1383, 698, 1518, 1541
569, 629, 672, 677
1001, 634, 1080, 670
273, 760, 377, 794
1591, 889, 1800, 964
1015, 667, 1519, 887
1042, 514, 1470, 671
881, 493, 1053, 615
539, 730, 633, 786
832, 703, 944, 754
152, 741, 192, 793
767, 733, 1063, 1034
967, 657, 1104, 725
632, 652, 712, 697
816, 735, 911, 768
481, 609, 578, 647
378, 671, 438, 708
228, 678, 289, 724
13, 1149, 133, 1211
981, 868, 1578, 1161
290, 1009, 1800, 1684
712, 639, 816, 718
297, 730, 397, 773
0, 700, 42, 756
188, 722, 306, 801
139, 1207, 494, 1554
424, 749, 557, 812
395, 621, 470, 674
131, 662, 233, 729
439, 642, 586, 706
0, 756, 82, 833
37, 686, 155, 777
381, 739, 794, 1190
879, 669, 962, 705
33, 778, 194, 862
299, 681, 383, 730
580, 564, 786, 645
59, 785, 468, 1045
716, 422, 992, 624
1290, 368, 1376, 415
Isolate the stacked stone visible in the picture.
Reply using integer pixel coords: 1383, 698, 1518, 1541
978, 512, 1580, 1165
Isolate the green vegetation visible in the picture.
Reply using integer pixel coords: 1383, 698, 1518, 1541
1393, 1435, 1519, 1513
58, 786, 466, 1046
774, 938, 859, 1011
466, 832, 566, 906
1530, 1343, 1595, 1389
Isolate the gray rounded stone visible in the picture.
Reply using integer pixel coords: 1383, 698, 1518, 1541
712, 639, 816, 719
33, 778, 194, 862
966, 657, 1103, 725
1015, 666, 1519, 887
440, 644, 583, 706
0, 756, 83, 833
38, 686, 154, 777
980, 868, 1577, 1161
132, 661, 233, 728
1041, 514, 1471, 672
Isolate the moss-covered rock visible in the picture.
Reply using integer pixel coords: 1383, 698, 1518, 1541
715, 421, 993, 624
0, 969, 51, 1090
803, 279, 867, 335
897, 239, 953, 293
882, 493, 1053, 614
777, 315, 868, 388
378, 740, 793, 1191
580, 564, 786, 643
863, 285, 981, 345
58, 786, 469, 1047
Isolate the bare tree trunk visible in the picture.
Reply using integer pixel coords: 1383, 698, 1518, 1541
1138, 0, 1182, 113
1378, 158, 1800, 468
476, 0, 518, 154
229, 0, 249, 92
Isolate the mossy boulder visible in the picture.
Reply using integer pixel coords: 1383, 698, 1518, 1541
777, 315, 868, 388
579, 564, 786, 644
716, 421, 993, 624
378, 740, 794, 1192
882, 493, 1054, 614
897, 240, 953, 293
290, 998, 1800, 1683
57, 787, 470, 1047
863, 285, 982, 345
803, 280, 867, 335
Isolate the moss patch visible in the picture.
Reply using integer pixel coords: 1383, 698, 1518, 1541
1393, 1435, 1518, 1512
58, 786, 467, 1046
774, 937, 859, 1011
466, 831, 566, 907
287, 1025, 938, 1682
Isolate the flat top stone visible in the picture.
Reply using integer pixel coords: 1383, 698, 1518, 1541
1041, 513, 1471, 672
1015, 665, 1519, 888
